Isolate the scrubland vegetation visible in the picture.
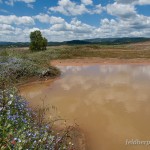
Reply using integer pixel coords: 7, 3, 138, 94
0, 43, 77, 150
0, 53, 78, 149
1, 43, 150, 64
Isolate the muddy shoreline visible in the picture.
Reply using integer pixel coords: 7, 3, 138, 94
51, 58, 150, 66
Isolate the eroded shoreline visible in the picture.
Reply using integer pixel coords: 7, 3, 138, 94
51, 58, 150, 66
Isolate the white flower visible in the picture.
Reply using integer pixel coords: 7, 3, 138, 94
10, 94, 13, 98
8, 101, 12, 105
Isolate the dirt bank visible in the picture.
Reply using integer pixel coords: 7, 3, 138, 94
51, 58, 150, 66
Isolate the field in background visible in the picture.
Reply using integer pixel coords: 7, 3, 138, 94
1, 41, 150, 63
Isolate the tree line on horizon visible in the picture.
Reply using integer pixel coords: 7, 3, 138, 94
0, 32, 149, 49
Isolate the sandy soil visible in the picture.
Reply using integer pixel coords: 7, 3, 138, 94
51, 58, 150, 66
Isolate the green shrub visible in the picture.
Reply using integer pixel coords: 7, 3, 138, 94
30, 30, 48, 52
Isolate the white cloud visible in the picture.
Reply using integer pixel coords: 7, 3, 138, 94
18, 0, 35, 2
97, 13, 150, 38
34, 14, 65, 24
81, 0, 93, 5
49, 0, 103, 16
0, 1, 150, 42
104, 2, 150, 37
43, 13, 150, 41
116, 0, 137, 4
49, 18, 95, 34
138, 0, 150, 5
1, 13, 150, 42
49, 0, 89, 16
5, 0, 36, 6
0, 24, 14, 30
116, 0, 150, 5
0, 26, 40, 42
106, 3, 136, 18
92, 4, 104, 14
0, 17, 97, 42
0, 15, 35, 25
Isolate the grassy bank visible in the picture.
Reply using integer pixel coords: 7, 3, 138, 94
1, 43, 150, 64
0, 50, 60, 87
0, 47, 83, 150
0, 52, 76, 149
0, 87, 77, 150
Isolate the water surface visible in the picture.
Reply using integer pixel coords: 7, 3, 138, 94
20, 65, 150, 150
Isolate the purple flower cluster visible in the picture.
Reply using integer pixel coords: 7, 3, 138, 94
0, 88, 74, 150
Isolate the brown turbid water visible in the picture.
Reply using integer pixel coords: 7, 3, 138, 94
20, 64, 150, 150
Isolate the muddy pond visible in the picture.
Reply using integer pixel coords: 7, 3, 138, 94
20, 64, 150, 150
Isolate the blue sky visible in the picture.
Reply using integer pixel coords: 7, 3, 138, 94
0, 0, 150, 42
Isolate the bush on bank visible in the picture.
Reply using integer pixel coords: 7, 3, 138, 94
0, 56, 60, 86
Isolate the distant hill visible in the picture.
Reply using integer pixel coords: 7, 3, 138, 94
0, 42, 29, 48
64, 40, 91, 45
84, 37, 150, 44
0, 37, 150, 47
61, 37, 150, 45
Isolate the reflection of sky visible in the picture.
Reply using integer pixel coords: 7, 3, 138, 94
21, 65, 150, 113
55, 65, 150, 112
59, 65, 150, 78
58, 65, 150, 88
21, 65, 150, 150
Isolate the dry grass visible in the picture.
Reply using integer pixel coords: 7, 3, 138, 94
1, 42, 150, 64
